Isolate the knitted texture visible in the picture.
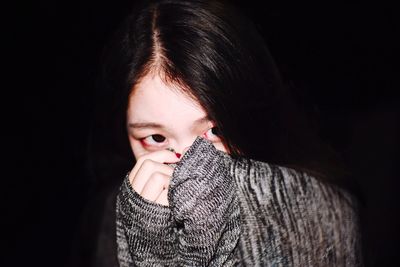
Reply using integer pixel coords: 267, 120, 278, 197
116, 176, 177, 266
168, 137, 241, 266
116, 137, 362, 266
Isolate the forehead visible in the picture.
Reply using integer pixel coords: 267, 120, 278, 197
127, 74, 207, 124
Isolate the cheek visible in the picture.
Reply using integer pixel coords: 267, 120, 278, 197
213, 142, 228, 154
128, 137, 147, 160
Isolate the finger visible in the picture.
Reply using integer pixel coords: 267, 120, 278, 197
155, 189, 169, 206
140, 172, 170, 202
129, 149, 179, 182
131, 160, 174, 193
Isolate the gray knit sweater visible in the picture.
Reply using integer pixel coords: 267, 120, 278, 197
116, 137, 362, 266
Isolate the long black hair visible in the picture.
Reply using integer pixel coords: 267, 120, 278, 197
88, 0, 351, 190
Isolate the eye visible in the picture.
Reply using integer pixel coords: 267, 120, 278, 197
140, 134, 167, 147
203, 127, 221, 141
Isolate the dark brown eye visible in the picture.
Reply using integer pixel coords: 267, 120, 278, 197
203, 127, 221, 141
151, 134, 166, 143
211, 127, 220, 136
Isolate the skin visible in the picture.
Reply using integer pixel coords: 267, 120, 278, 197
126, 73, 228, 206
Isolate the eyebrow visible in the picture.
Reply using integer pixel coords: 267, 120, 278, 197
128, 116, 210, 130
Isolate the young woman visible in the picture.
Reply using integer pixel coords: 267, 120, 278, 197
84, 0, 363, 266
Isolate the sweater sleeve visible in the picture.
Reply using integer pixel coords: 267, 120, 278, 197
168, 137, 241, 266
116, 172, 178, 266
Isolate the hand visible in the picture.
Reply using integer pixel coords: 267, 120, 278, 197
129, 150, 181, 206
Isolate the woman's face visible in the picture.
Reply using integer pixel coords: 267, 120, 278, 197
126, 74, 228, 160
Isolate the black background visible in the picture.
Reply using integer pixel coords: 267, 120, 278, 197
3, 1, 398, 266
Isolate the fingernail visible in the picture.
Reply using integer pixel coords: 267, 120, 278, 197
175, 153, 181, 158
166, 147, 175, 153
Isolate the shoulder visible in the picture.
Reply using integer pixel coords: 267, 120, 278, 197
230, 157, 360, 220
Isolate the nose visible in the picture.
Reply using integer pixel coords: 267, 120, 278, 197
171, 136, 199, 157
